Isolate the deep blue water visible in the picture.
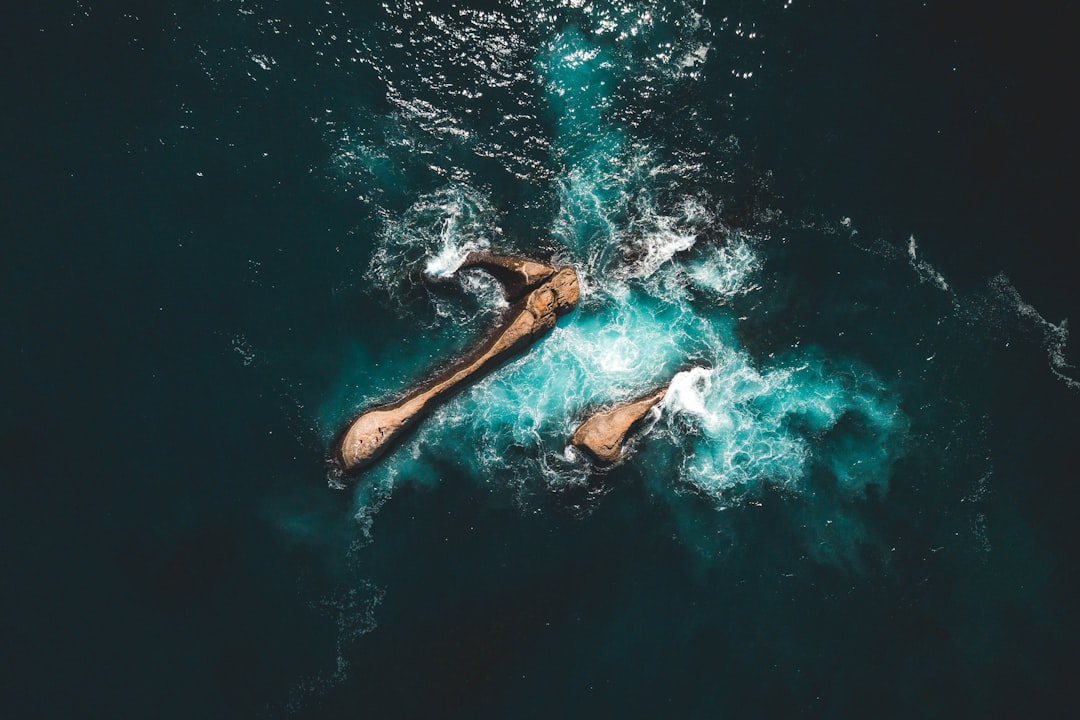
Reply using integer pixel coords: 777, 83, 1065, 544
3, 1, 1079, 717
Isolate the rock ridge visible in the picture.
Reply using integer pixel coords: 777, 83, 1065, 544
334, 253, 578, 477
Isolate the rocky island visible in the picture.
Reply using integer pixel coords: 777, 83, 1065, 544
334, 252, 580, 477
570, 384, 670, 464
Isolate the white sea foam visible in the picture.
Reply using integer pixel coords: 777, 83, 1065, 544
988, 273, 1079, 390
634, 229, 698, 278
423, 211, 477, 278
908, 234, 952, 294
656, 352, 905, 498
686, 235, 760, 297
903, 236, 1076, 391
663, 366, 732, 434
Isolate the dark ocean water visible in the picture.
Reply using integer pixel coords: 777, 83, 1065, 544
3, 1, 1079, 717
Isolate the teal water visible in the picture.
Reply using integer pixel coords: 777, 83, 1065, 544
3, 1, 1078, 717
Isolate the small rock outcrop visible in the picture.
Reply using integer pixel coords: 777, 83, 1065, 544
458, 251, 556, 301
334, 253, 579, 477
570, 385, 669, 464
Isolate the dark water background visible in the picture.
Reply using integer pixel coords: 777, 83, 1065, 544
3, 1, 1078, 717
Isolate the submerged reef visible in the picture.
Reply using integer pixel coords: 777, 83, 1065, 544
334, 252, 579, 477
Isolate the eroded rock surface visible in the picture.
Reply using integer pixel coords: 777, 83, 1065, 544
334, 255, 579, 477
570, 385, 670, 464
458, 251, 556, 300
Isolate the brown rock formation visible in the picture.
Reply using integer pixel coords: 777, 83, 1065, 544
570, 385, 670, 465
334, 253, 579, 477
458, 251, 556, 300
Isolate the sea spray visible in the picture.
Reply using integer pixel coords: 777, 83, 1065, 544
655, 351, 906, 500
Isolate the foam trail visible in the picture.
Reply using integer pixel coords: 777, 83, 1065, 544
908, 235, 952, 294
906, 235, 1077, 391
989, 273, 1079, 390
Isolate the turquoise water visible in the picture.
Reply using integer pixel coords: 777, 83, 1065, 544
4, 1, 1079, 718
326, 17, 909, 540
